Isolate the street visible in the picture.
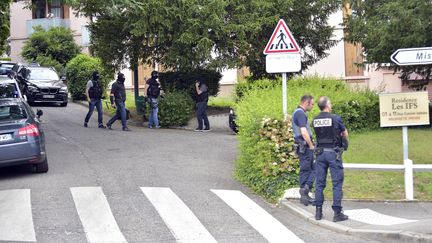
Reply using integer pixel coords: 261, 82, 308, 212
0, 102, 375, 243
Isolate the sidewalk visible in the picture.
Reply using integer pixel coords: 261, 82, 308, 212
281, 189, 432, 243
74, 100, 234, 133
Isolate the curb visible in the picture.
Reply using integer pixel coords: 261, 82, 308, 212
281, 200, 432, 243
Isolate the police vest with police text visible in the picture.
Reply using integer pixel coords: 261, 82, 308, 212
312, 112, 342, 148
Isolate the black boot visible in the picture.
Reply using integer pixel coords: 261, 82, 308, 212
299, 187, 309, 206
304, 185, 316, 206
315, 206, 323, 220
333, 211, 349, 222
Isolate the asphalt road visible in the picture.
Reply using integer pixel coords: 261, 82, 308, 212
0, 102, 377, 243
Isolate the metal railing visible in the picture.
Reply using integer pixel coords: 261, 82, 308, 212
343, 127, 431, 200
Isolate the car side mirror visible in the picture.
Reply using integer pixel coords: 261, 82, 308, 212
60, 76, 66, 82
36, 109, 43, 118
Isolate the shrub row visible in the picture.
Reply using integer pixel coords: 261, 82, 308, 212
234, 76, 380, 200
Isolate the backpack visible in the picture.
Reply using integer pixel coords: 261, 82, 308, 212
147, 80, 160, 98
89, 80, 102, 99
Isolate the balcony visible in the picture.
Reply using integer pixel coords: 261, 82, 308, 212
26, 18, 70, 37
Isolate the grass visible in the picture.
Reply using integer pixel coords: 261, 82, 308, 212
102, 90, 139, 116
208, 96, 235, 108
323, 128, 432, 201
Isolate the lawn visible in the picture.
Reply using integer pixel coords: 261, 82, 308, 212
326, 128, 432, 201
102, 90, 140, 116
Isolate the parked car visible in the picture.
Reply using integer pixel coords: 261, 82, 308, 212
0, 98, 48, 172
0, 76, 24, 99
14, 64, 68, 106
229, 108, 238, 133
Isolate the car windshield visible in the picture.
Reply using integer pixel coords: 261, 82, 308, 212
0, 83, 20, 98
28, 69, 59, 81
0, 105, 27, 121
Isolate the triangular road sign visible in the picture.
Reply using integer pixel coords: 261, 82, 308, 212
263, 19, 300, 55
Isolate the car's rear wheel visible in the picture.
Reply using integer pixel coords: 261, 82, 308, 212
33, 158, 49, 173
60, 102, 68, 107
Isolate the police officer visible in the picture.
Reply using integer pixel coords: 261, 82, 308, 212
312, 96, 349, 222
292, 94, 315, 206
145, 71, 161, 129
84, 71, 105, 128
106, 72, 130, 131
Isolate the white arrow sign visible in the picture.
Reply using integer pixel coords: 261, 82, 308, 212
391, 47, 432, 66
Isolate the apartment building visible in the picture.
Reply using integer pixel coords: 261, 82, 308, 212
10, 1, 425, 97
10, 0, 90, 62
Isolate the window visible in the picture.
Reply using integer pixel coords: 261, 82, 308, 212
0, 105, 27, 121
33, 0, 46, 19
48, 0, 63, 18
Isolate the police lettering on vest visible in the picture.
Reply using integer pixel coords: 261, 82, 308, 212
313, 113, 341, 148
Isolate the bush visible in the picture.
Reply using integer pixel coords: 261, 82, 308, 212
159, 69, 221, 98
22, 26, 80, 70
158, 90, 195, 127
234, 76, 380, 200
66, 54, 113, 100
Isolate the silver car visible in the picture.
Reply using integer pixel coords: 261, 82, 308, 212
0, 98, 48, 172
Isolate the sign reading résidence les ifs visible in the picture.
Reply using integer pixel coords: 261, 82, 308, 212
379, 92, 430, 127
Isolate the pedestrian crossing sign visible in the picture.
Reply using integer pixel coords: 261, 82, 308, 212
263, 19, 300, 55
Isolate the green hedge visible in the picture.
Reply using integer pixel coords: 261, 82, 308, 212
234, 78, 279, 101
234, 76, 380, 200
66, 54, 113, 100
158, 90, 195, 127
159, 69, 221, 98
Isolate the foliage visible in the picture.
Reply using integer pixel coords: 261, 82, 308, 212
207, 96, 235, 108
234, 79, 279, 101
344, 0, 432, 88
65, 54, 113, 100
159, 69, 221, 98
0, 0, 11, 56
234, 76, 380, 200
67, 0, 340, 78
21, 26, 80, 73
158, 90, 195, 127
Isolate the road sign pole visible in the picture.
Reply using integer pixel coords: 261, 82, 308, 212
282, 73, 288, 119
402, 126, 414, 200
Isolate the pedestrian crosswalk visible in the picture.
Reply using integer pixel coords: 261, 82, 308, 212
0, 187, 305, 243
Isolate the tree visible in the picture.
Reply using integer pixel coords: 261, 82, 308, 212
344, 0, 432, 88
67, 0, 340, 79
21, 26, 81, 73
0, 0, 11, 56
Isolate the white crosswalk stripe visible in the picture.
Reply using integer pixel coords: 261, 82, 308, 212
0, 189, 36, 242
212, 189, 304, 243
0, 187, 306, 242
141, 187, 217, 243
70, 187, 127, 243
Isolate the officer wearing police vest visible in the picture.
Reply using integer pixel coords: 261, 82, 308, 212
292, 94, 315, 206
312, 96, 349, 222
84, 71, 106, 129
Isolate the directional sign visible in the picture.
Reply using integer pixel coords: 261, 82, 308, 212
263, 19, 300, 55
391, 47, 432, 66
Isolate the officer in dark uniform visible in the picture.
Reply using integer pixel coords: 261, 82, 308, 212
292, 94, 315, 206
312, 96, 349, 222
84, 71, 105, 128
106, 73, 130, 131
